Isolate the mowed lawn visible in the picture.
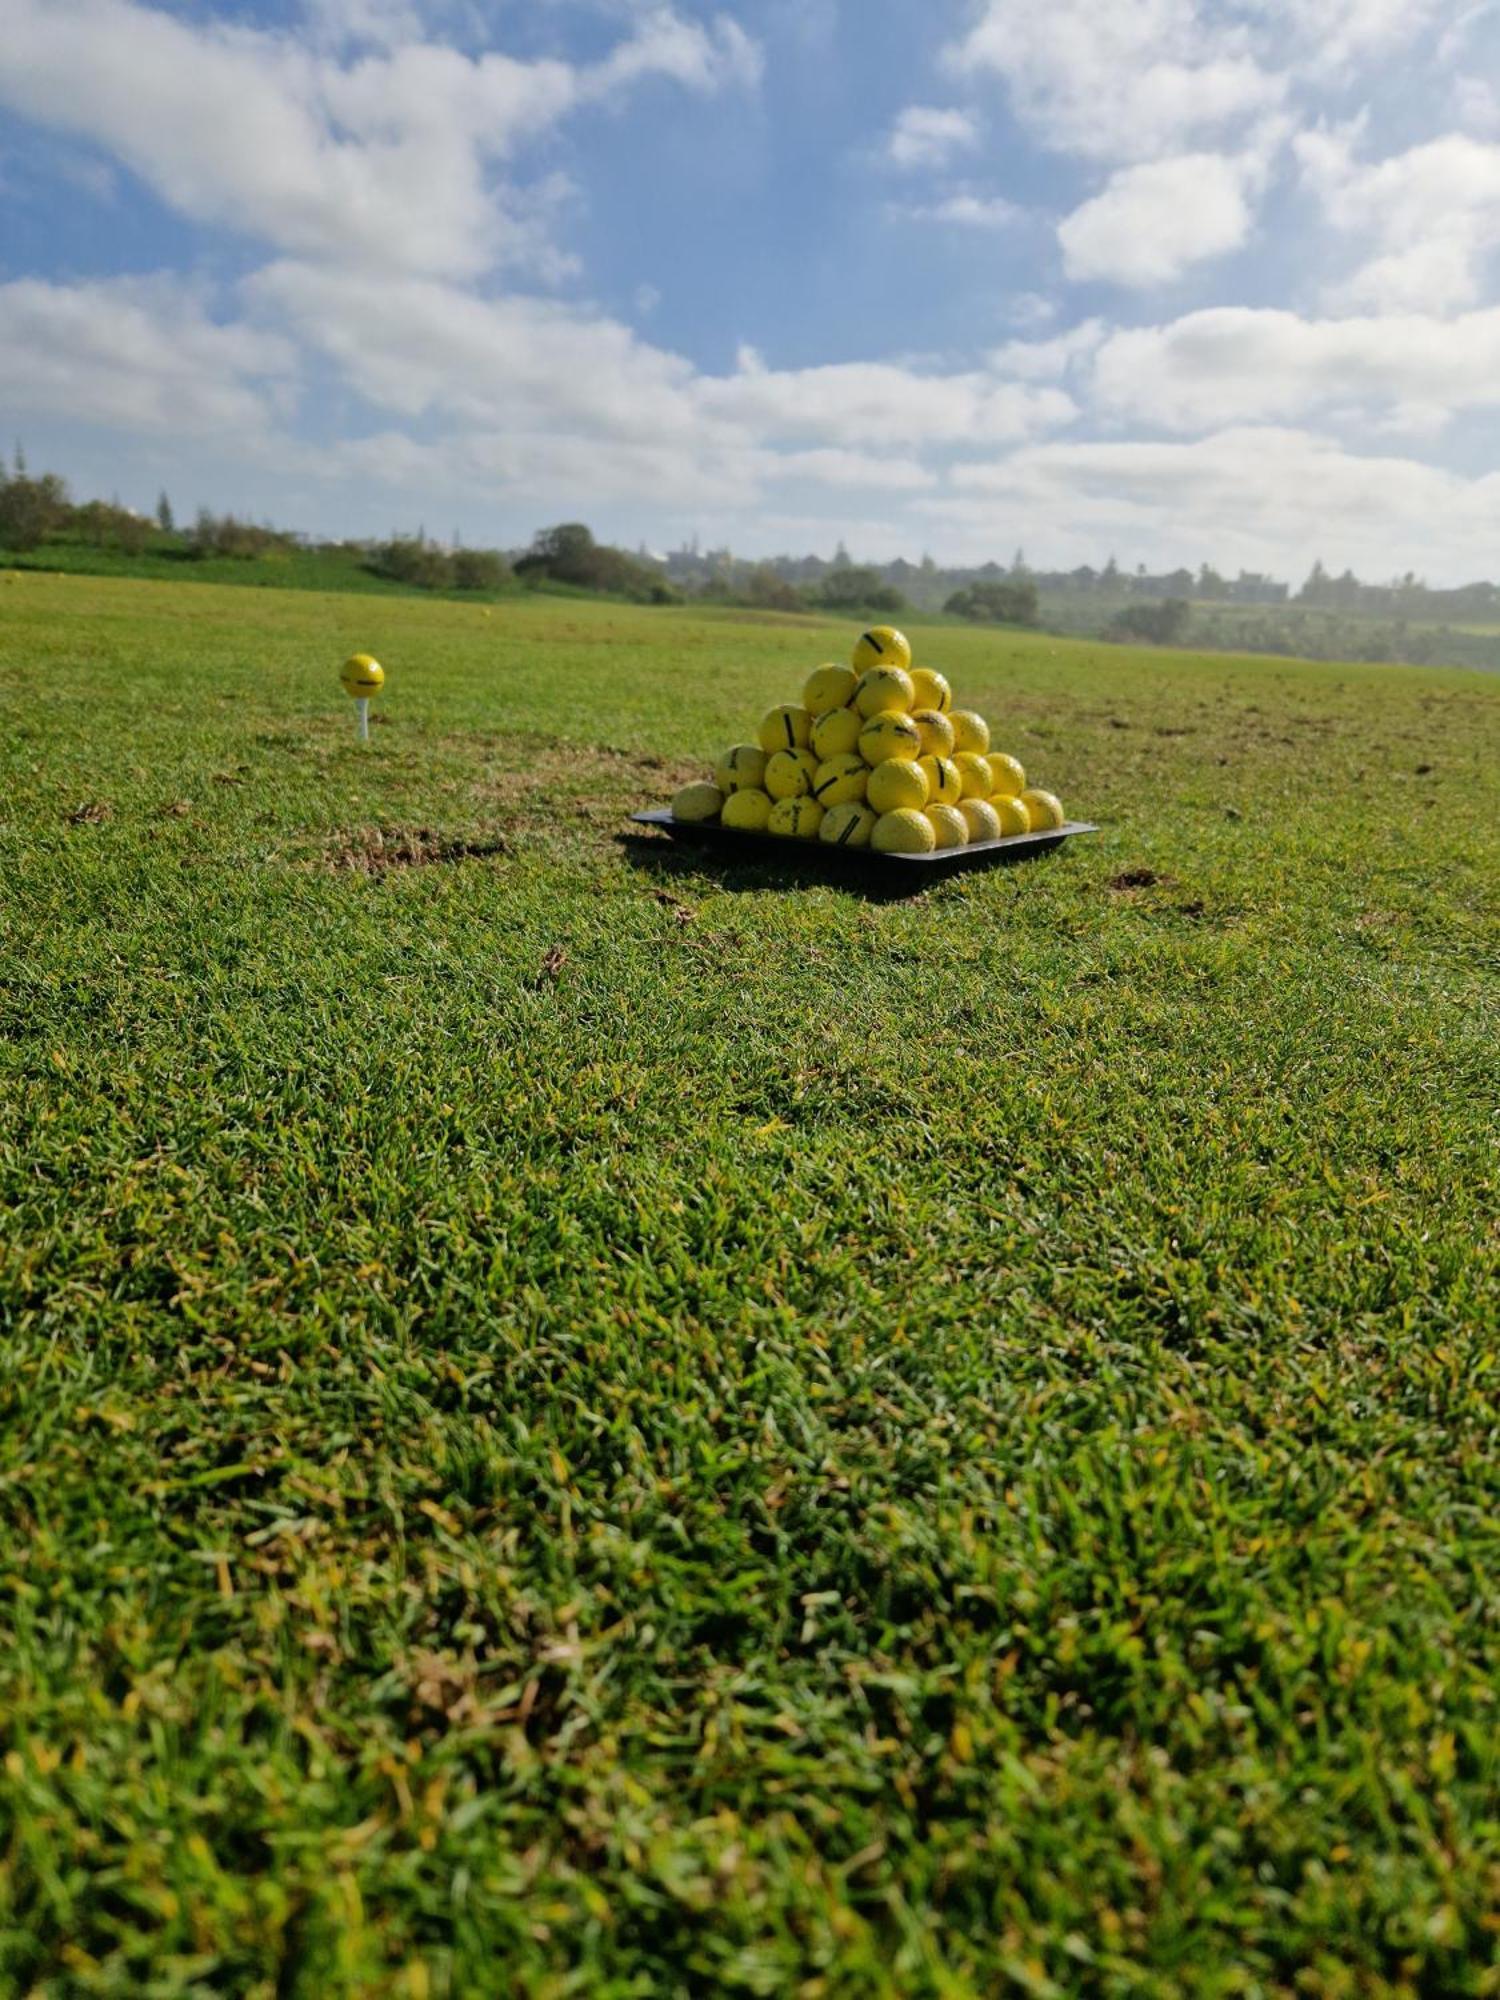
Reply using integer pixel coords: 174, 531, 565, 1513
2, 572, 1498, 1998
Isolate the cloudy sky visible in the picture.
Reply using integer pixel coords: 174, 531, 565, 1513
3, 0, 1500, 581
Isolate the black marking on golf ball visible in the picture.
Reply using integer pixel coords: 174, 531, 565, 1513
837, 812, 859, 846
783, 712, 795, 749
863, 631, 882, 658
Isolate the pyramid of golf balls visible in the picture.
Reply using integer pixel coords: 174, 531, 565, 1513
670, 627, 1066, 853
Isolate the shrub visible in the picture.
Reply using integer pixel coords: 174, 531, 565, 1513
743, 565, 805, 612
1106, 598, 1191, 646
818, 566, 907, 614
515, 523, 669, 602
451, 548, 510, 592
0, 468, 70, 551
72, 500, 152, 555
946, 580, 1040, 626
190, 510, 292, 560
368, 537, 455, 590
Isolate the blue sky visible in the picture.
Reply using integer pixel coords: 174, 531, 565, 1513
3, 0, 1500, 579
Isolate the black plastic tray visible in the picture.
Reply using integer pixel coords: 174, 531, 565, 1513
632, 808, 1098, 877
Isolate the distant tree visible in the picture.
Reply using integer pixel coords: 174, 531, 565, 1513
156, 491, 175, 534
1106, 598, 1190, 646
515, 522, 671, 601
189, 508, 291, 560
519, 523, 598, 578
369, 535, 455, 589
451, 547, 509, 592
819, 565, 906, 614
0, 462, 69, 550
744, 563, 804, 612
946, 579, 1040, 626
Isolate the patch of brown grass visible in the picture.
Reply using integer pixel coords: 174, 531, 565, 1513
323, 826, 509, 873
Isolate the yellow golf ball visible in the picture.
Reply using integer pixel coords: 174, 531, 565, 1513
765, 748, 820, 800
908, 667, 951, 713
953, 751, 994, 801
926, 803, 969, 849
811, 753, 868, 807
918, 754, 963, 808
820, 801, 877, 849
758, 705, 813, 755
1021, 787, 1066, 829
859, 712, 924, 765
715, 744, 768, 794
949, 710, 991, 756
341, 652, 384, 697
672, 782, 723, 823
854, 665, 916, 718
866, 758, 930, 814
912, 708, 956, 759
768, 796, 825, 840
802, 662, 859, 716
811, 705, 863, 760
722, 787, 773, 832
959, 799, 1002, 844
987, 752, 1026, 799
852, 626, 912, 674
993, 795, 1030, 836
871, 807, 936, 855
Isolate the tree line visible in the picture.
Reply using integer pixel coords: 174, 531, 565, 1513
8, 451, 1499, 653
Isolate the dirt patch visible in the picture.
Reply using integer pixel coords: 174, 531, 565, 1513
477, 744, 702, 827
1110, 867, 1165, 891
324, 826, 509, 873
66, 801, 111, 825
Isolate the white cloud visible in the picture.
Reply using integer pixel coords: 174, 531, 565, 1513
302, 0, 424, 49
897, 192, 1022, 228
888, 105, 978, 170
1298, 128, 1500, 312
946, 0, 1282, 164
1090, 303, 1500, 429
1005, 293, 1059, 330
0, 276, 296, 434
990, 319, 1106, 380
0, 0, 760, 281
596, 9, 762, 94
252, 257, 1078, 454
925, 425, 1500, 579
1453, 76, 1500, 136
251, 262, 706, 443
699, 347, 1075, 447
1059, 152, 1255, 285
1243, 0, 1444, 67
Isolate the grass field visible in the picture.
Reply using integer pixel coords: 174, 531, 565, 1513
0, 538, 514, 600
3, 571, 1498, 1997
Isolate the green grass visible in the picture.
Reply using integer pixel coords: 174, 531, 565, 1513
2, 571, 1498, 1998
0, 536, 519, 600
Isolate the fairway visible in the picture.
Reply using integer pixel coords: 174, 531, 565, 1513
3, 573, 1499, 1995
